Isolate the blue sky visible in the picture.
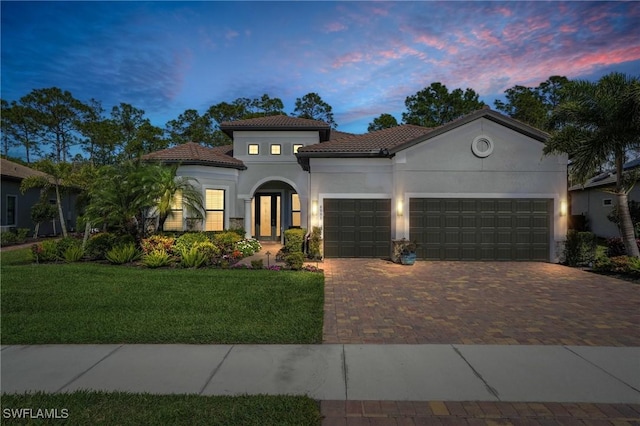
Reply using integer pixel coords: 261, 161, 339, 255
2, 1, 639, 136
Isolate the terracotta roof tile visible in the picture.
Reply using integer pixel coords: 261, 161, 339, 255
297, 125, 433, 154
220, 115, 330, 129
142, 142, 245, 169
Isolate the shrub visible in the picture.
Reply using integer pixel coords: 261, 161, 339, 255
251, 259, 264, 269
141, 235, 175, 254
235, 238, 262, 257
0, 228, 30, 247
31, 240, 59, 263
55, 237, 82, 258
284, 252, 305, 270
308, 226, 322, 260
564, 231, 597, 267
0, 232, 17, 247
85, 233, 134, 260
63, 245, 84, 263
142, 249, 172, 268
179, 247, 207, 269
174, 232, 209, 254
213, 231, 243, 253
192, 241, 220, 264
106, 243, 141, 265
593, 246, 612, 271
284, 228, 306, 253
302, 265, 322, 273
606, 237, 640, 257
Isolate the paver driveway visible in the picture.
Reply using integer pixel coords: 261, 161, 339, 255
322, 260, 640, 346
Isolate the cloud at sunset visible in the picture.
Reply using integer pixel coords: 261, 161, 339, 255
1, 1, 638, 136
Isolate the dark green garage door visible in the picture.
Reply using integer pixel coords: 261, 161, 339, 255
410, 198, 551, 261
324, 199, 391, 258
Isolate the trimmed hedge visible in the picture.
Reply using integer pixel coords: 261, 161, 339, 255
564, 230, 597, 267
284, 228, 306, 253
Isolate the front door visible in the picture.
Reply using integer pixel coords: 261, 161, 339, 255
255, 194, 281, 241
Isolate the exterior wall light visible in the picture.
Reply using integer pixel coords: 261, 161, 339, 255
560, 200, 568, 217
311, 200, 318, 216
396, 199, 404, 217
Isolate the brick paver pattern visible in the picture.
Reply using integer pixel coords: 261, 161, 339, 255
321, 400, 640, 425
322, 260, 640, 346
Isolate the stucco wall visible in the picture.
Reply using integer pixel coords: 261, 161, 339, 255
308, 117, 568, 262
570, 183, 640, 238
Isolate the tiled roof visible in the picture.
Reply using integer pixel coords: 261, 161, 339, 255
220, 115, 330, 129
1, 158, 51, 181
142, 142, 245, 169
297, 125, 433, 154
220, 115, 332, 141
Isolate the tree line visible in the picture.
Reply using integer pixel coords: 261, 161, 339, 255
1, 91, 336, 166
4, 72, 640, 256
2, 77, 569, 166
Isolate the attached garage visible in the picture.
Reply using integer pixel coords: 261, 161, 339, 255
323, 199, 391, 258
410, 198, 552, 261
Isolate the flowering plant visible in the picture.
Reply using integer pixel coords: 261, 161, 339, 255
234, 239, 262, 257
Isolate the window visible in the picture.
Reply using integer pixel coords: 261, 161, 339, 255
248, 144, 259, 155
6, 195, 16, 226
205, 189, 225, 231
603, 198, 613, 207
293, 144, 303, 154
291, 194, 301, 227
163, 192, 183, 231
270, 144, 281, 155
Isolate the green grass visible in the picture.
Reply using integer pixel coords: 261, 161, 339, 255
1, 249, 324, 344
0, 392, 321, 425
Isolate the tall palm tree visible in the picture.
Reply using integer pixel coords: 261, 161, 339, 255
544, 72, 640, 257
151, 164, 204, 232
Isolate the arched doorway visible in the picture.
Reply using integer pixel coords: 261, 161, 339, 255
251, 180, 300, 242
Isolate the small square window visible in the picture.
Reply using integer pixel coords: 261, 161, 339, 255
603, 199, 613, 207
270, 144, 281, 155
293, 144, 303, 154
248, 144, 259, 155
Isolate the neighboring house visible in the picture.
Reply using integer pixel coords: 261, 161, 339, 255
143, 108, 568, 262
569, 158, 640, 239
0, 158, 78, 236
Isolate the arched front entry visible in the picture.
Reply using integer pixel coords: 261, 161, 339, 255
250, 180, 301, 242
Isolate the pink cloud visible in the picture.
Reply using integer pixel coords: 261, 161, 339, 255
324, 21, 347, 33
225, 29, 239, 41
332, 51, 367, 69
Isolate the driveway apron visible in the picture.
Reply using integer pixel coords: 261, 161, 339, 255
322, 259, 640, 346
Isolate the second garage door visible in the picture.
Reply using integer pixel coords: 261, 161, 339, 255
410, 198, 551, 261
324, 199, 391, 258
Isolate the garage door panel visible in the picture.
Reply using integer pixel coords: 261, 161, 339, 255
410, 198, 551, 261
324, 199, 391, 258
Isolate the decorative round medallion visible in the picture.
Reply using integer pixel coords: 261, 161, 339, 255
471, 135, 494, 158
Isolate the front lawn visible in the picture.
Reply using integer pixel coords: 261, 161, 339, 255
1, 392, 321, 425
1, 249, 324, 344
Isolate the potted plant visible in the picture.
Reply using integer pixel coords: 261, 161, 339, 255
392, 238, 419, 265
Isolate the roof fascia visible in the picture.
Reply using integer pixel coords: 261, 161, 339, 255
388, 110, 549, 155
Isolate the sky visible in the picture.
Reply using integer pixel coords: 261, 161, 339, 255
2, 0, 639, 141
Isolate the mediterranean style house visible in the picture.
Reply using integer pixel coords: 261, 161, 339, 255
143, 107, 568, 262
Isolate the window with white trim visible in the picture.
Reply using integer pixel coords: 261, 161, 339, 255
205, 189, 225, 231
603, 198, 613, 207
291, 193, 301, 227
163, 191, 183, 231
6, 195, 17, 226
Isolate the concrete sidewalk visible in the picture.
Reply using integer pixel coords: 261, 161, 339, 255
2, 344, 639, 403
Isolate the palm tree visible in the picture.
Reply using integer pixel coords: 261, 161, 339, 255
151, 164, 204, 232
544, 72, 640, 257
84, 162, 154, 237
